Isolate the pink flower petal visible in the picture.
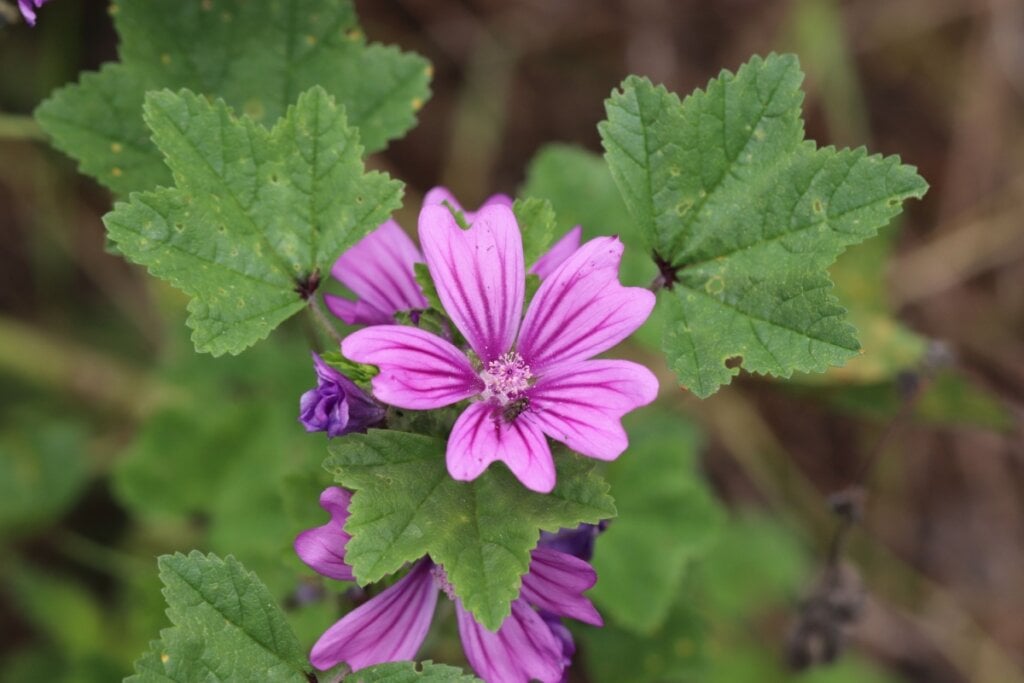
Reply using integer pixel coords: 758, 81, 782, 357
529, 226, 582, 280
447, 402, 555, 493
517, 237, 655, 374
294, 487, 355, 581
423, 187, 514, 223
527, 359, 658, 461
419, 204, 525, 363
329, 220, 427, 323
456, 599, 565, 683
342, 326, 481, 409
521, 547, 603, 626
323, 294, 393, 326
310, 560, 438, 672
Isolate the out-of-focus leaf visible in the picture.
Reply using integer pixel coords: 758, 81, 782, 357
590, 411, 722, 634
699, 515, 808, 620
326, 430, 615, 630
576, 598, 705, 683
0, 414, 88, 536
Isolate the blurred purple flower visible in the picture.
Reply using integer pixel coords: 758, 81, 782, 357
296, 486, 602, 682
539, 521, 608, 562
343, 203, 657, 492
325, 187, 581, 325
299, 353, 384, 438
18, 0, 49, 25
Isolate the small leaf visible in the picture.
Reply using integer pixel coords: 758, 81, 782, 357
35, 0, 431, 196
126, 552, 309, 683
350, 661, 481, 682
414, 262, 445, 313
599, 54, 928, 396
325, 430, 615, 630
0, 415, 88, 537
512, 197, 556, 265
103, 86, 402, 355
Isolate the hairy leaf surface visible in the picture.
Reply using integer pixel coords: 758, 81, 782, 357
103, 87, 401, 354
35, 0, 430, 195
599, 54, 928, 396
325, 430, 615, 630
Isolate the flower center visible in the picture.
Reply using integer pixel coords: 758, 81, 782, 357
430, 564, 457, 601
479, 351, 533, 406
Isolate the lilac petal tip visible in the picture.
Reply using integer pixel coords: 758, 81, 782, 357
521, 547, 602, 626
310, 560, 438, 672
456, 599, 565, 683
294, 487, 355, 582
342, 325, 481, 410
527, 359, 658, 461
518, 236, 655, 374
328, 220, 427, 324
419, 203, 525, 363
529, 226, 583, 280
447, 402, 555, 493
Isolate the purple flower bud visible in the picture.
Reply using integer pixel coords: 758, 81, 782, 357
299, 353, 385, 438
539, 522, 607, 562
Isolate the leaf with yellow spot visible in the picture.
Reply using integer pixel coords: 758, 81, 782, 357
599, 54, 928, 397
35, 0, 431, 196
127, 552, 309, 682
104, 86, 402, 355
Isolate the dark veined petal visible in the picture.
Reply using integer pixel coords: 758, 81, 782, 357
521, 547, 602, 626
447, 402, 555, 493
518, 237, 654, 373
310, 560, 438, 672
529, 226, 582, 280
328, 220, 427, 324
419, 204, 525, 363
527, 359, 658, 461
456, 599, 565, 683
342, 325, 481, 410
423, 186, 514, 224
294, 487, 355, 582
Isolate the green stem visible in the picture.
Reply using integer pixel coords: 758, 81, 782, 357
307, 297, 343, 347
0, 113, 45, 141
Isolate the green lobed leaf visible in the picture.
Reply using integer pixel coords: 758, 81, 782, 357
35, 0, 431, 196
512, 197, 556, 266
599, 54, 928, 397
126, 552, 309, 683
589, 412, 722, 634
350, 661, 481, 682
103, 86, 402, 355
325, 430, 616, 630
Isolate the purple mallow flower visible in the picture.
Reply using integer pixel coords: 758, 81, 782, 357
342, 202, 658, 492
18, 0, 49, 25
296, 487, 602, 682
299, 353, 385, 437
324, 188, 582, 325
